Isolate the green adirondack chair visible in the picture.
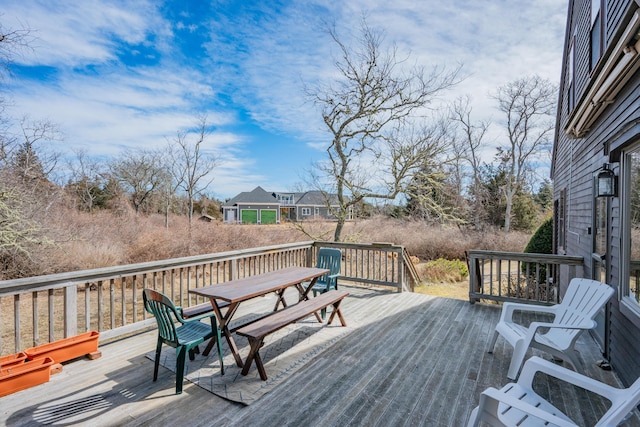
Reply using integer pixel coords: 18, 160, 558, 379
143, 289, 224, 394
305, 248, 342, 319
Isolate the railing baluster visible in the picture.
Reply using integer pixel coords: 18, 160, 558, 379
170, 269, 176, 301
132, 275, 138, 323
98, 280, 104, 332
187, 266, 192, 306
121, 277, 126, 327
14, 294, 21, 352
32, 290, 39, 346
85, 283, 91, 332
179, 268, 184, 308
48, 289, 54, 342
110, 279, 115, 330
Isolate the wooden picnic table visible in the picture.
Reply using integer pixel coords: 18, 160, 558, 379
189, 266, 329, 367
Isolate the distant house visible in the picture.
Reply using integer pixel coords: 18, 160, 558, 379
222, 186, 280, 224
552, 0, 640, 387
274, 190, 343, 222
222, 186, 350, 224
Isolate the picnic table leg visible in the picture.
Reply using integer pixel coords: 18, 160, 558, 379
242, 337, 268, 380
273, 288, 288, 311
203, 300, 245, 368
298, 277, 319, 301
327, 301, 347, 326
297, 278, 323, 322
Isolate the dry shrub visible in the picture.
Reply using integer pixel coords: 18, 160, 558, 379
125, 219, 310, 263
419, 258, 469, 283
59, 240, 125, 271
47, 210, 135, 271
339, 216, 531, 261
3, 208, 534, 279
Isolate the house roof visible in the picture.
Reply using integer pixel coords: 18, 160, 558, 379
223, 186, 278, 207
224, 187, 339, 207
296, 190, 338, 205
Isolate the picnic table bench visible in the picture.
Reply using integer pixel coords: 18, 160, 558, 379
236, 289, 349, 380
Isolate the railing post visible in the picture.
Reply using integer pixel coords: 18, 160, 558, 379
398, 259, 404, 292
307, 245, 315, 268
64, 284, 78, 338
468, 252, 482, 304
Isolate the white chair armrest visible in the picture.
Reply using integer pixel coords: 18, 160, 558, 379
478, 387, 578, 427
500, 302, 558, 323
518, 356, 620, 398
518, 320, 591, 342
528, 319, 596, 333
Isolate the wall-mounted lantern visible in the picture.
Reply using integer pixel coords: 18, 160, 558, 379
597, 163, 617, 197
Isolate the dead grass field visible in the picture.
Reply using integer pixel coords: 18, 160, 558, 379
415, 281, 469, 300
2, 209, 533, 280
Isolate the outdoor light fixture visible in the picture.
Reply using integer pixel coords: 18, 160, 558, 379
597, 163, 617, 197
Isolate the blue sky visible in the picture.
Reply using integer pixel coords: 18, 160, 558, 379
1, 0, 567, 200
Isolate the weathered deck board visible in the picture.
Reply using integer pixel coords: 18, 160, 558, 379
1, 286, 639, 427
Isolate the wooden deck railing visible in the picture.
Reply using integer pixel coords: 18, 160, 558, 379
467, 250, 584, 304
311, 241, 419, 293
0, 241, 420, 356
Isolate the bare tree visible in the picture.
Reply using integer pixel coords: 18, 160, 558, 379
493, 75, 557, 232
0, 19, 32, 119
168, 115, 219, 225
0, 23, 59, 185
0, 19, 32, 79
110, 149, 164, 214
9, 117, 62, 183
0, 20, 57, 279
157, 167, 177, 228
450, 96, 491, 230
67, 149, 106, 213
0, 185, 54, 278
309, 19, 461, 241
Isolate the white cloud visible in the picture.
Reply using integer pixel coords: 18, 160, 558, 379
2, 0, 168, 67
196, 0, 566, 151
1, 0, 568, 198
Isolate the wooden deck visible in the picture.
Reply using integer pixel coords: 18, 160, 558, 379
2, 286, 639, 426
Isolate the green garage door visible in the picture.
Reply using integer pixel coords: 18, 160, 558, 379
241, 209, 258, 224
261, 210, 277, 224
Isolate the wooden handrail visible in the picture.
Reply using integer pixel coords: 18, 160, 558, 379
468, 250, 584, 305
0, 240, 420, 356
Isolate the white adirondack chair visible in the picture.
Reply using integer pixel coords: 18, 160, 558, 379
467, 356, 640, 427
488, 278, 614, 379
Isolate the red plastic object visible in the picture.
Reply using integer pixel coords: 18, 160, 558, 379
24, 331, 100, 364
0, 352, 27, 368
0, 357, 54, 397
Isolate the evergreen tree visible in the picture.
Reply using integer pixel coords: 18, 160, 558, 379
11, 142, 46, 182
534, 179, 553, 211
479, 164, 507, 228
405, 163, 464, 224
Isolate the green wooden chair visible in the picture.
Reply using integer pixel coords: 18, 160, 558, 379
143, 289, 224, 394
305, 248, 342, 319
